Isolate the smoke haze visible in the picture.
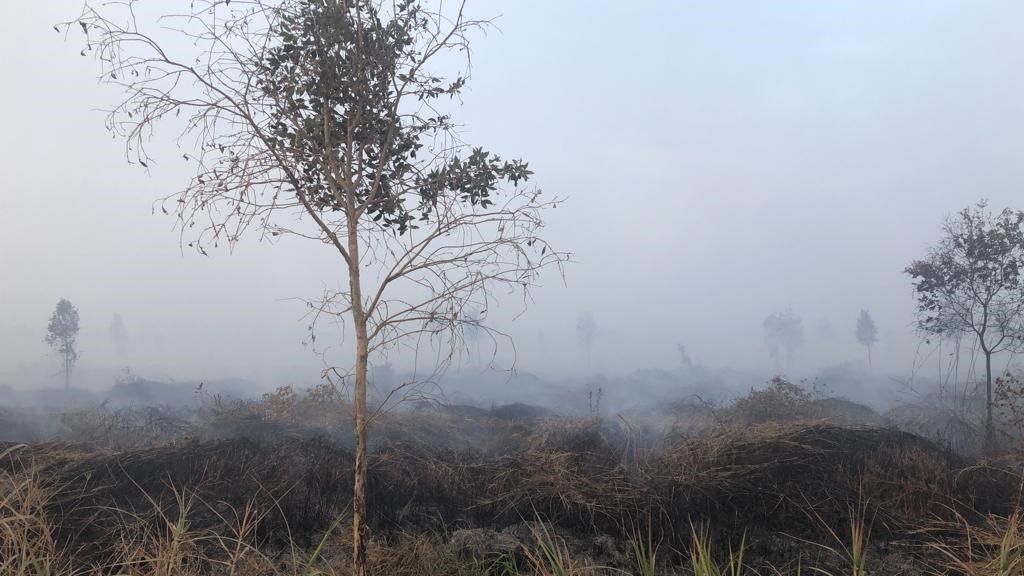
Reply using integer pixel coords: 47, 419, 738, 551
4, 1, 1024, 397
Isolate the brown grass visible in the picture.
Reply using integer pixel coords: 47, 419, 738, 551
0, 444, 77, 576
4, 394, 1024, 575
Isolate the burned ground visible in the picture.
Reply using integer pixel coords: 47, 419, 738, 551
3, 379, 1023, 574
2, 413, 1019, 573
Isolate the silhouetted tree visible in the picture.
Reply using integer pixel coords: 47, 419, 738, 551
855, 309, 878, 370
577, 311, 597, 370
906, 200, 1024, 448
45, 298, 79, 388
763, 309, 803, 372
677, 343, 694, 371
66, 2, 567, 573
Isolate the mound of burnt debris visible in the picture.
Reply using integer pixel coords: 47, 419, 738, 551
2, 418, 1018, 568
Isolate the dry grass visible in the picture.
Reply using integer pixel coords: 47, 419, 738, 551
4, 398, 1024, 575
0, 444, 77, 576
926, 511, 1024, 576
521, 520, 597, 576
0, 453, 478, 576
0, 454, 1022, 575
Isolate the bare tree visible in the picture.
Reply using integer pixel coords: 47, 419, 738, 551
63, 2, 567, 574
45, 298, 80, 388
906, 200, 1024, 449
855, 309, 878, 370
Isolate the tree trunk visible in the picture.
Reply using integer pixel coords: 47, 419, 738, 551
985, 350, 994, 450
351, 320, 369, 576
867, 345, 873, 371
65, 352, 70, 389
347, 221, 369, 576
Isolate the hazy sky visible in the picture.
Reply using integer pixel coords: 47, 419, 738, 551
3, 1, 1024, 388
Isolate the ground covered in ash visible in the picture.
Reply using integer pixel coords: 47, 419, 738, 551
3, 390, 1022, 575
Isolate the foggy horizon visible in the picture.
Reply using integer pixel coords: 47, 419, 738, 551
5, 1, 1024, 394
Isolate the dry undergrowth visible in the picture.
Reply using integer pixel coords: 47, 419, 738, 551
5, 380, 1024, 575
3, 419, 1024, 575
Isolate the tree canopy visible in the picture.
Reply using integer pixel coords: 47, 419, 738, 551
906, 201, 1024, 351
763, 309, 803, 371
45, 298, 80, 388
855, 309, 878, 369
906, 200, 1024, 446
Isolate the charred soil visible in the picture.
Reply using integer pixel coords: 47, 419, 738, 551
3, 412, 1021, 574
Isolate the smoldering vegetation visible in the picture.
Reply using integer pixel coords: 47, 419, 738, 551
0, 376, 254, 445
3, 372, 1023, 575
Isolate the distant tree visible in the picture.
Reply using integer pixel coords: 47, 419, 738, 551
108, 313, 128, 357
763, 309, 803, 372
906, 200, 1024, 448
45, 299, 80, 388
577, 311, 597, 370
855, 309, 878, 370
677, 343, 694, 371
